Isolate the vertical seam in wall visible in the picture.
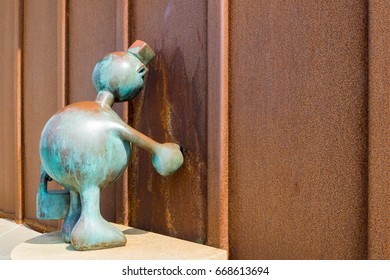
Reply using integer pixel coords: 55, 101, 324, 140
226, 0, 232, 258
56, 0, 68, 230
116, 0, 129, 226
365, 0, 370, 260
221, 0, 229, 254
207, 0, 229, 252
15, 0, 24, 225
126, 0, 135, 227
65, 0, 70, 106
57, 0, 67, 110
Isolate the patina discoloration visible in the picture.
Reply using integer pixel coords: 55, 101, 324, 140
37, 40, 184, 250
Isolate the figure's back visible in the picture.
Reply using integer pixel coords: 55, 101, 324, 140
39, 101, 131, 191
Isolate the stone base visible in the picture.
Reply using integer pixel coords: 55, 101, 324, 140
10, 223, 227, 260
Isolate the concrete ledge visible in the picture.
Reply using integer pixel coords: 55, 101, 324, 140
11, 223, 227, 260
0, 219, 41, 260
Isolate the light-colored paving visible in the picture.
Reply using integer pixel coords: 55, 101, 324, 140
11, 223, 227, 260
0, 219, 41, 260
2, 219, 227, 260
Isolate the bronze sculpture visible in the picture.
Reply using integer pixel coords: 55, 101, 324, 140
37, 40, 184, 250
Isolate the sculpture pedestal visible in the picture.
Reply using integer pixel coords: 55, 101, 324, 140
10, 223, 227, 260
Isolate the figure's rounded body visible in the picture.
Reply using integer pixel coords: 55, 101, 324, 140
40, 100, 130, 250
40, 101, 130, 192
36, 41, 183, 250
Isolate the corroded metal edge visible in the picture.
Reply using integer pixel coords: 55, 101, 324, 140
207, 0, 229, 252
14, 0, 24, 225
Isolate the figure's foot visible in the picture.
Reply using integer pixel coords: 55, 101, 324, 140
62, 214, 79, 243
62, 191, 81, 243
70, 215, 126, 250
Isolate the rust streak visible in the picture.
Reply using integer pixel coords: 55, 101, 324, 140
0, 211, 16, 221
23, 219, 57, 233
159, 52, 172, 140
116, 0, 129, 226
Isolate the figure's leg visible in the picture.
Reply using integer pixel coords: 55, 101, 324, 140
70, 185, 126, 250
62, 190, 81, 243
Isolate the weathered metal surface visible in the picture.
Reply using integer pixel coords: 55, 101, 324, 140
367, 0, 390, 260
4, 0, 390, 260
23, 0, 61, 230
0, 0, 17, 216
14, 0, 24, 225
38, 41, 183, 250
229, 0, 368, 259
207, 0, 229, 251
129, 0, 208, 244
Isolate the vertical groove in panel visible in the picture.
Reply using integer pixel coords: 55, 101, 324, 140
116, 0, 128, 51
207, 0, 229, 251
115, 0, 129, 226
57, 0, 68, 109
367, 0, 390, 259
14, 0, 24, 224
55, 0, 68, 230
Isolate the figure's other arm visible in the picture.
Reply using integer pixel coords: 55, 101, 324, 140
116, 124, 184, 176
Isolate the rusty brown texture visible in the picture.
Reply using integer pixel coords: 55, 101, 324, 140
367, 0, 390, 260
23, 0, 61, 229
207, 0, 229, 251
23, 218, 57, 233
115, 0, 130, 226
14, 0, 24, 224
128, 0, 208, 243
0, 211, 16, 221
229, 0, 368, 259
0, 0, 18, 216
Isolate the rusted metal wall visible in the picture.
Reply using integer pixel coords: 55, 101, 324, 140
128, 0, 208, 243
229, 0, 369, 259
23, 0, 61, 230
0, 0, 17, 217
368, 0, 390, 259
0, 0, 127, 231
2, 0, 390, 260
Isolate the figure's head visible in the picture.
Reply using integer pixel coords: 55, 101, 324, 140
92, 40, 155, 102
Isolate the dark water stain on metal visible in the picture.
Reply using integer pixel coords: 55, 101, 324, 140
128, 47, 207, 243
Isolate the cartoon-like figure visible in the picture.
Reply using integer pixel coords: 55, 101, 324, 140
37, 41, 183, 250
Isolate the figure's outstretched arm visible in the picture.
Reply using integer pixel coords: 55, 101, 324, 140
117, 123, 184, 176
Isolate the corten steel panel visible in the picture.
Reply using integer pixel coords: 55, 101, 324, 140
128, 0, 208, 243
207, 0, 229, 250
229, 1, 368, 259
0, 0, 17, 215
68, 0, 119, 223
368, 0, 390, 260
23, 0, 60, 228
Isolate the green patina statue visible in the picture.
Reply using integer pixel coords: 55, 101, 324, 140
36, 40, 184, 251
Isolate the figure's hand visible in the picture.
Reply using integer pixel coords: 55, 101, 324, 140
152, 143, 184, 176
